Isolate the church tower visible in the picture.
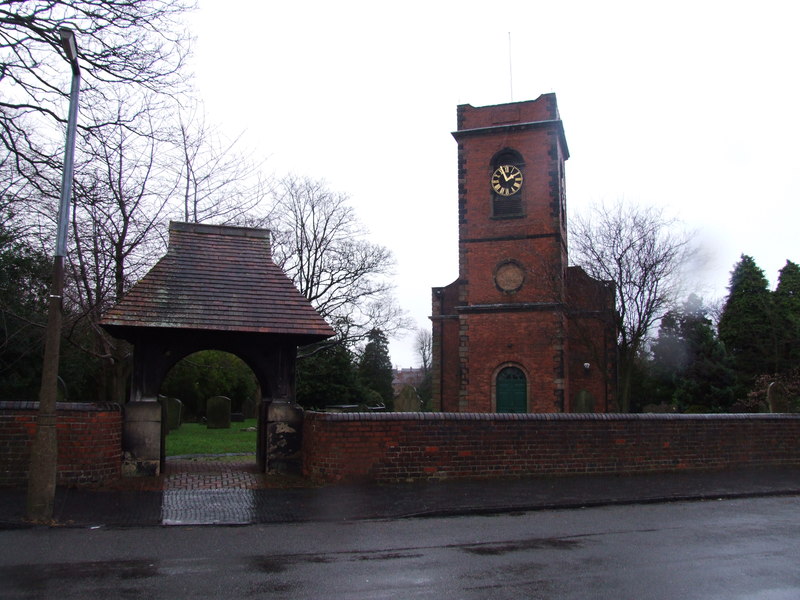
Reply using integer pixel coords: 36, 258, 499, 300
431, 94, 615, 413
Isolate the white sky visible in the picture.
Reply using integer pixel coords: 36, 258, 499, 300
188, 0, 800, 368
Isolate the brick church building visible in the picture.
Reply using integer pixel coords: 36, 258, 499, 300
431, 94, 617, 414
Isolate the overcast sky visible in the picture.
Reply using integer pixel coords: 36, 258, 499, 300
187, 0, 800, 368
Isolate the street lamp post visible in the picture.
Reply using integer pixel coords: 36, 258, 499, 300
26, 27, 81, 522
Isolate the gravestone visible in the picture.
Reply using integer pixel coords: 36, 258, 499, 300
165, 397, 183, 431
206, 395, 231, 429
768, 382, 788, 413
394, 385, 422, 412
242, 389, 258, 420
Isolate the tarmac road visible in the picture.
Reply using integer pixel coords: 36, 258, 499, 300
1, 494, 799, 599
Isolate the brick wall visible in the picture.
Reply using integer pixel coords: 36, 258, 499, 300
303, 411, 800, 484
0, 401, 122, 487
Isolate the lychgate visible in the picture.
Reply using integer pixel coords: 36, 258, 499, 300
101, 221, 333, 476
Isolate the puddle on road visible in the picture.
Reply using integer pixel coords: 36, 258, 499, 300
0, 559, 159, 593
461, 537, 582, 556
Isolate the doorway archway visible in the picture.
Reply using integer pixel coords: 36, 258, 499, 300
161, 350, 259, 463
161, 350, 259, 425
496, 366, 528, 413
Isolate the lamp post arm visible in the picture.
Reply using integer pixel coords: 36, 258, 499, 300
55, 34, 80, 257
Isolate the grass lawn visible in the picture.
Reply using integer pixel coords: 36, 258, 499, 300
165, 419, 257, 456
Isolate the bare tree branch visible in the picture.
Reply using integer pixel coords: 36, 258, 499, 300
570, 200, 693, 411
0, 0, 194, 204
169, 102, 269, 225
268, 174, 409, 346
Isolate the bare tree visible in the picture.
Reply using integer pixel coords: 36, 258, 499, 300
0, 0, 193, 200
267, 174, 408, 347
172, 103, 269, 225
570, 200, 693, 412
74, 97, 177, 299
10, 92, 274, 402
415, 327, 432, 372
64, 97, 178, 401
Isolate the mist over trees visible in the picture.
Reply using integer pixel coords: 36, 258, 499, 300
643, 294, 736, 412
572, 201, 799, 413
631, 256, 800, 413
414, 327, 433, 407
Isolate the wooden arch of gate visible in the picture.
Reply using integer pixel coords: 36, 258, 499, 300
100, 222, 333, 476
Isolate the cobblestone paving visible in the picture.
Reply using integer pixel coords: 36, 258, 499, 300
161, 489, 259, 525
159, 458, 309, 526
163, 459, 265, 490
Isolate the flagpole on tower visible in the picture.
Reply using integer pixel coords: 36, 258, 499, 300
508, 32, 514, 102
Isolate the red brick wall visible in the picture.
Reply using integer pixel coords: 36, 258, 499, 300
303, 411, 800, 484
431, 279, 463, 412
565, 266, 617, 412
461, 311, 566, 413
0, 401, 122, 487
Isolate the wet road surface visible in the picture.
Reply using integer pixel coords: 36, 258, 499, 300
1, 494, 798, 599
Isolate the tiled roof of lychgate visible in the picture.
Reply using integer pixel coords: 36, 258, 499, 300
100, 222, 334, 341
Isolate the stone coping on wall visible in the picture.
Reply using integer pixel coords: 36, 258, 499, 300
306, 411, 800, 422
0, 401, 122, 412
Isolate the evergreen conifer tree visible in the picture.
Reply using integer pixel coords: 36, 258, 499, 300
651, 295, 735, 411
647, 311, 684, 407
718, 255, 775, 391
358, 329, 394, 406
775, 260, 800, 374
672, 315, 736, 412
0, 225, 50, 399
295, 345, 362, 409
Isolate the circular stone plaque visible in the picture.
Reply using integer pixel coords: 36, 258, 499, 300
494, 261, 525, 293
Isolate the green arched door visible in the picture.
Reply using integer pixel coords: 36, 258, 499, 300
496, 366, 527, 413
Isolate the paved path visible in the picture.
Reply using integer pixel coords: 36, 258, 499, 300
159, 458, 286, 525
104, 457, 307, 526
163, 458, 265, 490
100, 457, 305, 492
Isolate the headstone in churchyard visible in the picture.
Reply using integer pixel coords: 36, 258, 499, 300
394, 384, 422, 412
242, 389, 259, 420
165, 397, 183, 430
574, 389, 595, 413
768, 382, 788, 413
206, 395, 231, 429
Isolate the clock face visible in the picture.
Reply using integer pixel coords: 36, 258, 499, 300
491, 165, 523, 196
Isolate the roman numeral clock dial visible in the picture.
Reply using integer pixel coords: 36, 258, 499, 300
491, 165, 523, 196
